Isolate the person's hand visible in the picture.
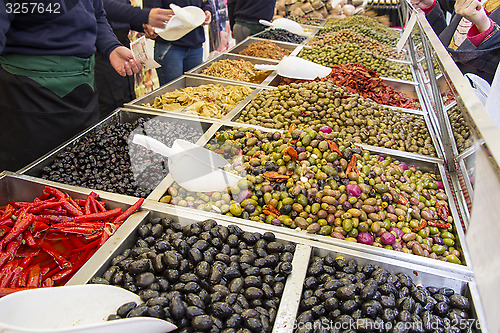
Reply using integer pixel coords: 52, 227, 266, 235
455, 0, 491, 32
148, 8, 174, 28
203, 11, 212, 25
109, 46, 142, 76
143, 24, 158, 39
410, 0, 435, 10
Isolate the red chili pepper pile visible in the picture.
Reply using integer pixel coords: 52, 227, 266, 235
280, 63, 419, 109
0, 186, 144, 297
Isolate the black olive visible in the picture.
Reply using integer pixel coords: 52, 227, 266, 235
184, 281, 201, 293
139, 289, 160, 301
360, 280, 378, 300
91, 276, 109, 285
148, 305, 165, 318
434, 302, 451, 316
362, 300, 382, 318
111, 270, 124, 285
273, 282, 285, 296
192, 314, 213, 330
398, 309, 411, 322
211, 302, 233, 318
244, 276, 261, 288
116, 301, 137, 317
336, 284, 357, 300
135, 272, 155, 288
146, 296, 168, 307
381, 308, 397, 322
438, 288, 455, 297
434, 294, 450, 304
179, 273, 200, 283
170, 296, 186, 320
107, 314, 121, 321
103, 266, 119, 282
449, 294, 470, 310
185, 306, 205, 320
340, 299, 359, 314
127, 303, 148, 317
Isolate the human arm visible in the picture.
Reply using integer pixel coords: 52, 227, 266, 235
93, 0, 141, 75
455, 0, 491, 32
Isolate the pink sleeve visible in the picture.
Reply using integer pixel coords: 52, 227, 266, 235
468, 19, 495, 47
422, 0, 437, 14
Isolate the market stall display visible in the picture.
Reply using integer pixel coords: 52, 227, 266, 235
287, 16, 325, 26
91, 217, 296, 331
143, 84, 253, 119
298, 45, 413, 81
324, 15, 400, 38
319, 24, 398, 46
447, 104, 473, 154
239, 40, 293, 60
277, 63, 420, 109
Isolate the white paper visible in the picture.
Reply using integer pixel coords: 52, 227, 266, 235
466, 145, 500, 333
397, 13, 417, 53
130, 36, 160, 69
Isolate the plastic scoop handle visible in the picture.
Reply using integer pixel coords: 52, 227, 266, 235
132, 134, 176, 158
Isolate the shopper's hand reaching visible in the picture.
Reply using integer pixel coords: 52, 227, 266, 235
455, 0, 491, 32
410, 0, 435, 10
109, 46, 142, 77
148, 8, 174, 28
203, 11, 212, 25
143, 24, 158, 39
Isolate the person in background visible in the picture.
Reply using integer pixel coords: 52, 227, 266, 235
412, 0, 500, 83
143, 0, 213, 86
96, 0, 173, 118
227, 0, 277, 43
0, 0, 142, 172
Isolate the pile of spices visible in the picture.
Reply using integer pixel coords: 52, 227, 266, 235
280, 63, 419, 109
239, 40, 292, 60
0, 186, 144, 295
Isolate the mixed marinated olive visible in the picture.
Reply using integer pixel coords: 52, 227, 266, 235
161, 127, 462, 264
295, 255, 474, 333
92, 218, 295, 332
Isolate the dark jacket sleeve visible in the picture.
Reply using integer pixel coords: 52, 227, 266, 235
143, 0, 163, 9
201, 0, 212, 13
94, 0, 123, 59
0, 2, 14, 53
425, 4, 448, 36
449, 24, 500, 74
227, 0, 236, 29
103, 0, 150, 30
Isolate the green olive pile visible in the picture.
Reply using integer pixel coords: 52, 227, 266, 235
295, 255, 473, 333
235, 82, 436, 156
325, 15, 401, 39
308, 29, 406, 60
298, 45, 413, 81
319, 25, 399, 47
288, 15, 324, 26
447, 105, 472, 153
160, 127, 462, 264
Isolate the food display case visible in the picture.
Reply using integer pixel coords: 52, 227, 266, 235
4, 6, 500, 333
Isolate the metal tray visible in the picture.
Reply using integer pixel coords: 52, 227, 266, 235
280, 241, 486, 333
152, 123, 471, 274
67, 203, 310, 333
125, 75, 261, 122
227, 37, 301, 58
0, 172, 145, 284
186, 53, 279, 86
19, 108, 217, 200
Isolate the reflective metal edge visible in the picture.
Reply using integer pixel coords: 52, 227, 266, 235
455, 160, 472, 222
185, 53, 279, 86
272, 244, 312, 333
438, 163, 473, 267
457, 145, 476, 162
284, 241, 485, 333
226, 37, 301, 58
19, 108, 216, 197
125, 75, 263, 123
67, 202, 314, 332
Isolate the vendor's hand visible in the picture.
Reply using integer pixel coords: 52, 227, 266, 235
203, 11, 212, 25
455, 0, 491, 32
109, 46, 142, 76
143, 24, 158, 39
410, 0, 435, 10
148, 8, 174, 28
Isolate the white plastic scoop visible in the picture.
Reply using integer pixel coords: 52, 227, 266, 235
0, 285, 177, 333
132, 134, 242, 192
258, 18, 304, 35
254, 56, 332, 80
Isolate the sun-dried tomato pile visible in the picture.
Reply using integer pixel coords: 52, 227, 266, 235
280, 63, 419, 109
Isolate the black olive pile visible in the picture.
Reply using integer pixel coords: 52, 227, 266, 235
255, 28, 307, 44
37, 117, 203, 198
91, 218, 295, 332
295, 255, 474, 333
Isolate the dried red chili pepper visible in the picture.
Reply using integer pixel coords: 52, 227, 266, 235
73, 208, 122, 223
413, 220, 427, 232
435, 202, 450, 221
427, 221, 451, 229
